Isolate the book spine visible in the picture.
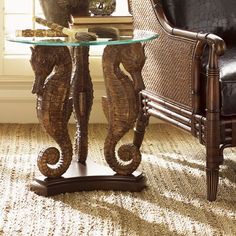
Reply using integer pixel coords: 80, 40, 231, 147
72, 27, 133, 37
72, 23, 134, 30
73, 17, 133, 24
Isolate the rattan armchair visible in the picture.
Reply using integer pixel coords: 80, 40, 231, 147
130, 0, 236, 201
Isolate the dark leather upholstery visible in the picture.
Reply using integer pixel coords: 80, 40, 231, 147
201, 47, 236, 115
161, 0, 236, 45
161, 0, 236, 115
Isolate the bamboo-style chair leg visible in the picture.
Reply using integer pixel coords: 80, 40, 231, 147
206, 150, 223, 201
206, 166, 219, 201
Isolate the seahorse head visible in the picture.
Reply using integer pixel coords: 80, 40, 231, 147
30, 46, 56, 96
120, 43, 146, 93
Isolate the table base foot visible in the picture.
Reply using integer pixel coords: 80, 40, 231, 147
30, 160, 146, 196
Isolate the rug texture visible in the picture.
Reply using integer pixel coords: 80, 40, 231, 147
0, 124, 236, 236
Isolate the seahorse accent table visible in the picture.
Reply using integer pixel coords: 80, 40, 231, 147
9, 0, 157, 196
102, 43, 145, 175
30, 46, 73, 178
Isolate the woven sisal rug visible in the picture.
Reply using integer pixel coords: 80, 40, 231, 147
0, 124, 236, 236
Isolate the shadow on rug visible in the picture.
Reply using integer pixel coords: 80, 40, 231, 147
0, 124, 235, 235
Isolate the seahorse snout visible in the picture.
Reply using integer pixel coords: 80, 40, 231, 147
32, 76, 45, 96
131, 71, 145, 93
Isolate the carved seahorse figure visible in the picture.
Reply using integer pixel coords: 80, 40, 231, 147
102, 43, 146, 175
30, 46, 73, 178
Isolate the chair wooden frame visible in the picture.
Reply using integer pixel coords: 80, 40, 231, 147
131, 0, 233, 201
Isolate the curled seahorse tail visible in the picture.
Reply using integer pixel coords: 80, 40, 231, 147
104, 135, 141, 175
37, 135, 73, 178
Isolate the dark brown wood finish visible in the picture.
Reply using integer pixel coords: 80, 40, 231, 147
30, 161, 146, 196
130, 0, 231, 201
71, 46, 93, 164
102, 43, 145, 175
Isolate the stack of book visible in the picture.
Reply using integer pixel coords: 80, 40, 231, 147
72, 14, 134, 37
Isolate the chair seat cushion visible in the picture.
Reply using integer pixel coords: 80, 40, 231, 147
202, 47, 236, 116
219, 47, 236, 116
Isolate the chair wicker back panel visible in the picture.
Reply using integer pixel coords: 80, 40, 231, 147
130, 0, 199, 109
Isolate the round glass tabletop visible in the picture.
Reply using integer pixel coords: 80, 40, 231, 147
7, 29, 158, 47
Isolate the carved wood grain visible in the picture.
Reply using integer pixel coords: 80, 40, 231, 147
30, 46, 73, 178
102, 43, 146, 175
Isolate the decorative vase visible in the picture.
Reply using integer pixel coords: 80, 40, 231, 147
89, 0, 116, 15
39, 0, 90, 27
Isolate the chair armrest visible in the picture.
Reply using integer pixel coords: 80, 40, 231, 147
148, 0, 225, 114
172, 29, 226, 56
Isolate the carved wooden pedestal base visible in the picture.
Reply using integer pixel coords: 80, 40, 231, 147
29, 43, 147, 196
30, 160, 146, 196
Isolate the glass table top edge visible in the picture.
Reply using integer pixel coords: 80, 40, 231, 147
7, 30, 159, 47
